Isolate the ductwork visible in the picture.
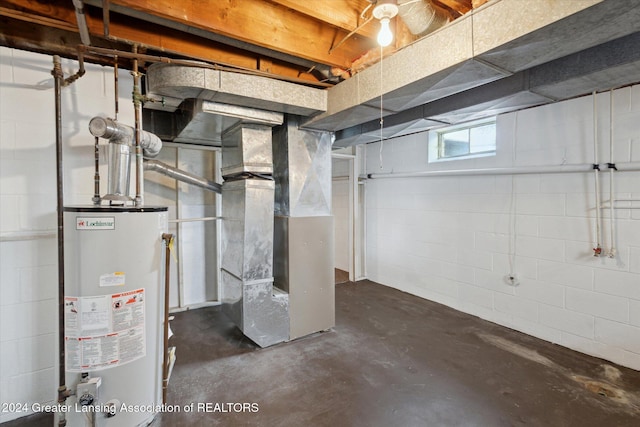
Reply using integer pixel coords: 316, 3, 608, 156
143, 159, 222, 194
397, 0, 449, 37
332, 30, 640, 147
89, 116, 163, 202
89, 116, 162, 157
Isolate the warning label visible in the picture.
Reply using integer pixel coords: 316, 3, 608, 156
64, 289, 146, 372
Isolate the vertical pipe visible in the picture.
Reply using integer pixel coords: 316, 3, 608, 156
161, 233, 173, 404
52, 55, 68, 427
608, 89, 616, 258
114, 55, 119, 121
593, 91, 602, 256
103, 0, 110, 37
132, 45, 143, 206
92, 136, 101, 205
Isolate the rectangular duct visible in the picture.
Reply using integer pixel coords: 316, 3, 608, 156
273, 117, 333, 217
273, 116, 335, 340
220, 122, 289, 347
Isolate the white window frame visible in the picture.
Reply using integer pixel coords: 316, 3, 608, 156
428, 118, 497, 163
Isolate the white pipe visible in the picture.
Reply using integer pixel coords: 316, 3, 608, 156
366, 163, 599, 179
168, 217, 222, 223
593, 91, 603, 256
364, 161, 640, 179
608, 89, 616, 258
614, 161, 640, 171
332, 153, 356, 159
0, 231, 57, 242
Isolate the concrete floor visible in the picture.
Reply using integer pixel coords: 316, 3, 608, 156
5, 280, 640, 426
155, 280, 640, 426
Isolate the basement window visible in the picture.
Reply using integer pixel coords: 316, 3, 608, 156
429, 118, 496, 162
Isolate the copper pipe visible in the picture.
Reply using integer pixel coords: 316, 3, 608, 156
132, 45, 142, 205
161, 233, 173, 405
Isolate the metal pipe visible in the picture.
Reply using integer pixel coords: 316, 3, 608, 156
132, 45, 143, 205
365, 162, 640, 179
92, 136, 100, 205
613, 161, 640, 171
114, 55, 118, 120
593, 91, 603, 256
52, 55, 68, 427
103, 0, 110, 37
608, 89, 616, 258
0, 231, 57, 242
168, 217, 222, 224
72, 0, 91, 46
144, 160, 222, 194
63, 47, 86, 87
77, 45, 333, 88
89, 116, 162, 157
161, 233, 173, 405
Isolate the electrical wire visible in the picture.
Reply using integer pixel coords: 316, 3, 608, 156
379, 44, 384, 170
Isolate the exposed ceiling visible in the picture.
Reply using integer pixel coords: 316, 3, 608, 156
3, 0, 640, 149
0, 0, 479, 86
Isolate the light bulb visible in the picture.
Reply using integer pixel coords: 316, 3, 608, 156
377, 18, 393, 47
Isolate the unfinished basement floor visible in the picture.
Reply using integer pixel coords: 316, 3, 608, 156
6, 280, 640, 427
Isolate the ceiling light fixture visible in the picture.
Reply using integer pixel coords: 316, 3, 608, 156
373, 1, 399, 47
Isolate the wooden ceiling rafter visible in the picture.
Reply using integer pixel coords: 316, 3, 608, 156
83, 0, 375, 69
1, 0, 478, 86
0, 1, 327, 85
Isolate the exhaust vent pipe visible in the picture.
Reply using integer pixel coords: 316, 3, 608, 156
398, 0, 449, 37
89, 116, 163, 203
143, 160, 222, 194
89, 116, 162, 157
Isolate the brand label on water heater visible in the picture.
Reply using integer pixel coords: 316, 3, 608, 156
76, 216, 115, 230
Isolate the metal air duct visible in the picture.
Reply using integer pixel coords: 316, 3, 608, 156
397, 0, 449, 37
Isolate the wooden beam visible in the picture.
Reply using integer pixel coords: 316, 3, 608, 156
88, 0, 375, 68
0, 3, 324, 85
267, 0, 378, 39
434, 0, 473, 15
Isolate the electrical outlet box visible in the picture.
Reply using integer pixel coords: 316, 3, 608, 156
504, 274, 520, 286
77, 377, 102, 406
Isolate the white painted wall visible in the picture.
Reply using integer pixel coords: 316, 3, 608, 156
365, 85, 640, 371
332, 158, 350, 272
0, 47, 215, 422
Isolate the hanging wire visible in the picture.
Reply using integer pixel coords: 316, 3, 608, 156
379, 44, 384, 170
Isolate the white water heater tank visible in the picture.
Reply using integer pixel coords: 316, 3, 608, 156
63, 206, 168, 426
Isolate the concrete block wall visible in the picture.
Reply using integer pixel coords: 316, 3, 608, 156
0, 47, 214, 422
365, 85, 640, 371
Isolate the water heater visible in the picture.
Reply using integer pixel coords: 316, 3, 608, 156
63, 206, 168, 426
